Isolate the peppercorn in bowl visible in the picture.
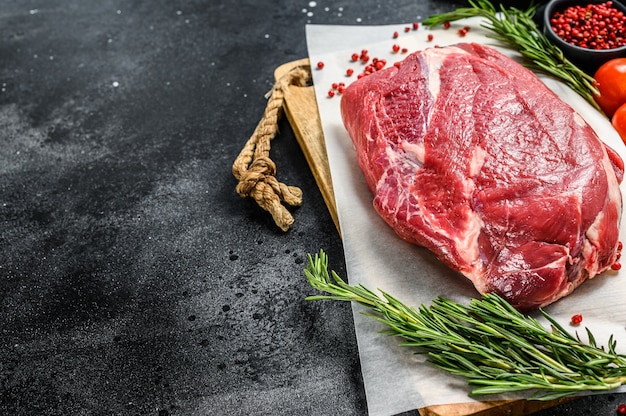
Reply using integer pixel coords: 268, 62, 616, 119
543, 0, 626, 73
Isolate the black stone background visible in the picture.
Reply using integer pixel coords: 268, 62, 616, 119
1, 1, 625, 415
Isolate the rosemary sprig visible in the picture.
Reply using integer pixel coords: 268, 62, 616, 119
422, 0, 601, 112
304, 250, 626, 400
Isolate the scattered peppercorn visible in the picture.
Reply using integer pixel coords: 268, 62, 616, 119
346, 68, 354, 77
327, 90, 335, 98
427, 33, 434, 42
404, 26, 411, 33
360, 49, 370, 63
392, 44, 401, 53
612, 262, 622, 270
550, 1, 626, 50
618, 403, 626, 414
570, 314, 583, 325
393, 31, 399, 39
351, 53, 359, 61
443, 21, 451, 29
317, 61, 325, 69
413, 22, 419, 30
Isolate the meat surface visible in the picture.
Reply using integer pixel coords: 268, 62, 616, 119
340, 43, 624, 311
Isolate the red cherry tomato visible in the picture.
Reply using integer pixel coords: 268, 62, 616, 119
613, 102, 626, 144
594, 58, 626, 118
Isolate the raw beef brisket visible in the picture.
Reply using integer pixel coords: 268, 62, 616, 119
340, 43, 624, 310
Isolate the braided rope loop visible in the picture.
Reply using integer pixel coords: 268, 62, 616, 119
232, 66, 310, 231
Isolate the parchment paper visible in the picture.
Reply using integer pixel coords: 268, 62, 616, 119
305, 18, 626, 416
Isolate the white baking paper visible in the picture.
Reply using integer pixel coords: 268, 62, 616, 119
305, 17, 626, 416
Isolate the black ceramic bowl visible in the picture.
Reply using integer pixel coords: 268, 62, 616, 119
543, 0, 626, 73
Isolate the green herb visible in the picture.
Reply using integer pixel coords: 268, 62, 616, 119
304, 250, 626, 400
422, 0, 601, 112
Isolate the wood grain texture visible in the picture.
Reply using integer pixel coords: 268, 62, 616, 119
274, 58, 340, 235
275, 58, 575, 416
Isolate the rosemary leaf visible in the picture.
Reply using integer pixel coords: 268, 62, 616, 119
304, 250, 626, 399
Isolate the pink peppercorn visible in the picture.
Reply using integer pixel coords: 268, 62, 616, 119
550, 1, 626, 50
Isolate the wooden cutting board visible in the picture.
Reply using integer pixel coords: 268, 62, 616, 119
274, 58, 575, 416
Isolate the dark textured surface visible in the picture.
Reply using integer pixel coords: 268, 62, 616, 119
0, 1, 625, 415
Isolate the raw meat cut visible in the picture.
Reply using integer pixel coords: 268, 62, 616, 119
340, 43, 624, 311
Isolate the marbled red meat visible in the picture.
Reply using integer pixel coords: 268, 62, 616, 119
340, 43, 624, 310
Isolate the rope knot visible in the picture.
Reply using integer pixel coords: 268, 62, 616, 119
249, 155, 277, 177
235, 156, 276, 197
232, 65, 310, 231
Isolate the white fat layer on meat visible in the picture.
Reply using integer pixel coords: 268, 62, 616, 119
422, 46, 468, 104
400, 141, 425, 165
585, 149, 623, 276
573, 112, 587, 127
581, 238, 598, 275
453, 205, 484, 269
470, 146, 488, 177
